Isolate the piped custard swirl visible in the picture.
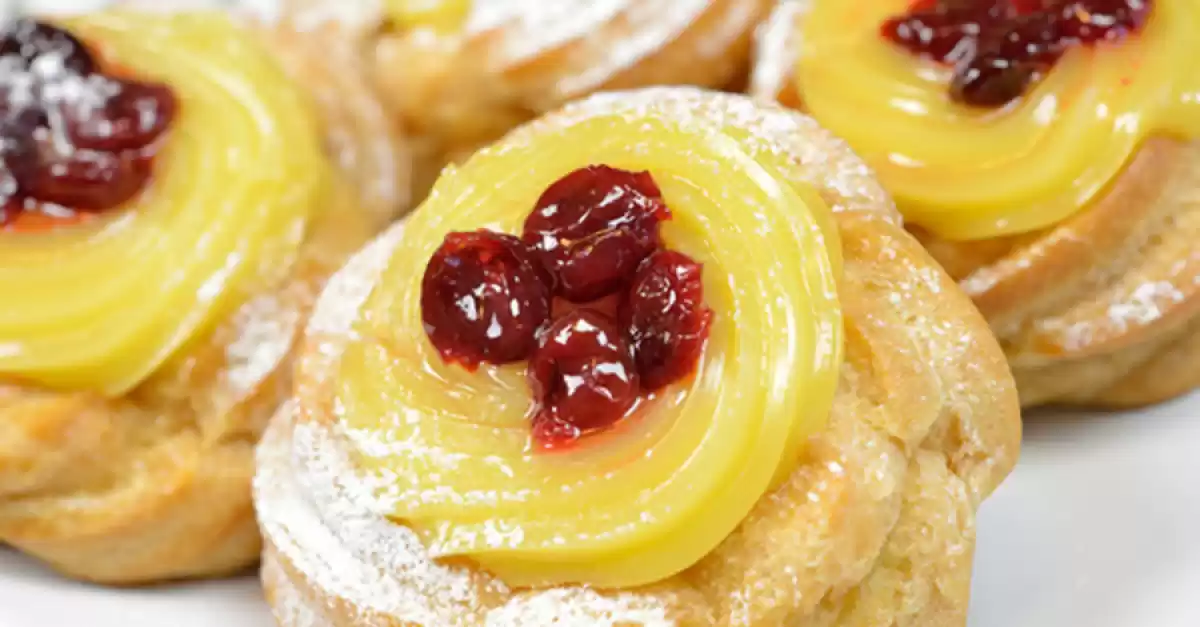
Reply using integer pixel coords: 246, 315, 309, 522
334, 103, 844, 587
0, 12, 330, 394
797, 0, 1200, 240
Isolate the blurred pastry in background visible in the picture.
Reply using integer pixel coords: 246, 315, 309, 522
279, 0, 774, 194
0, 9, 408, 583
752, 0, 1200, 407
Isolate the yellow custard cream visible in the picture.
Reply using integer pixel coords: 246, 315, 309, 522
385, 0, 471, 31
798, 0, 1200, 240
338, 111, 843, 587
0, 13, 330, 394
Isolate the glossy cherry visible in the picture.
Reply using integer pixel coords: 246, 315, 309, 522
523, 165, 670, 303
529, 309, 640, 447
620, 250, 712, 391
23, 149, 150, 211
1, 19, 97, 75
0, 20, 179, 225
421, 230, 552, 368
64, 79, 178, 152
882, 0, 1152, 107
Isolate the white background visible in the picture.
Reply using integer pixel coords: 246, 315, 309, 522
3, 0, 1200, 625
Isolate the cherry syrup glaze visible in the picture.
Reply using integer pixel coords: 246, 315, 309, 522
881, 0, 1152, 107
0, 20, 178, 229
421, 231, 552, 369
522, 165, 670, 303
420, 166, 714, 449
528, 310, 640, 448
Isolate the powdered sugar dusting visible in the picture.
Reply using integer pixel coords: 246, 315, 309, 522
749, 0, 808, 101
486, 589, 673, 626
465, 0, 628, 59
224, 289, 303, 394
1, 49, 120, 144
283, 0, 754, 108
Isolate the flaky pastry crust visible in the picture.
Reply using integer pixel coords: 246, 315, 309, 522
751, 0, 1200, 407
255, 89, 1020, 626
281, 0, 774, 194
0, 22, 410, 584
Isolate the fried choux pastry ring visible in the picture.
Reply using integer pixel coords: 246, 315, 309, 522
255, 88, 1020, 626
0, 11, 408, 583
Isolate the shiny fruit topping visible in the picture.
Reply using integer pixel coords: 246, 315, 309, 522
0, 20, 178, 227
421, 231, 552, 368
23, 150, 150, 211
64, 80, 178, 152
419, 167, 713, 449
621, 250, 712, 391
529, 310, 640, 448
0, 19, 97, 75
523, 165, 670, 303
882, 0, 1152, 107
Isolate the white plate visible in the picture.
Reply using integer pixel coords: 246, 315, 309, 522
1, 394, 1198, 626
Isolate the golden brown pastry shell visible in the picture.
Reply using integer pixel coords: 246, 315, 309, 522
750, 0, 1200, 407
0, 22, 410, 584
254, 89, 1020, 626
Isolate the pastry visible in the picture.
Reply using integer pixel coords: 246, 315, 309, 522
752, 0, 1200, 407
278, 0, 774, 194
0, 10, 408, 583
255, 88, 1021, 626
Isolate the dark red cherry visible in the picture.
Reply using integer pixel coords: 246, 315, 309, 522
881, 0, 1010, 63
1057, 0, 1150, 41
881, 0, 1154, 108
22, 149, 149, 211
421, 230, 552, 368
64, 79, 178, 152
523, 166, 670, 303
620, 250, 712, 391
0, 19, 97, 75
950, 53, 1041, 107
529, 309, 639, 446
0, 131, 37, 208
0, 170, 17, 226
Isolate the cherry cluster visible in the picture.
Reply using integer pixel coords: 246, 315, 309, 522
421, 166, 713, 448
881, 0, 1151, 107
0, 20, 177, 227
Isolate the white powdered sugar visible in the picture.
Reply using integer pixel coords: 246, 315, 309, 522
749, 0, 807, 101
1, 47, 119, 127
279, 0, 751, 105
462, 0, 717, 98
223, 288, 304, 395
